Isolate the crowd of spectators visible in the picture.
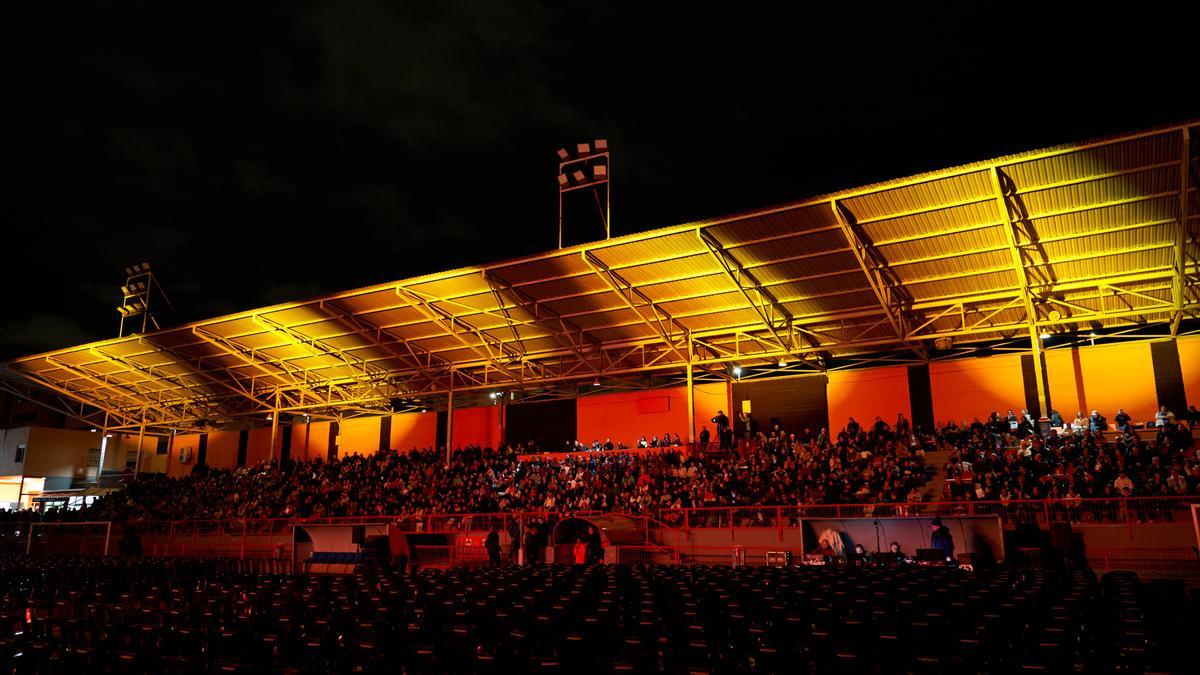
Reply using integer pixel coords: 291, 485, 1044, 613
939, 406, 1199, 504
1, 403, 1193, 527
0, 413, 926, 524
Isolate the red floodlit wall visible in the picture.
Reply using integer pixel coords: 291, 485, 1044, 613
930, 354, 1026, 425
1045, 342, 1160, 423
693, 382, 731, 441
1177, 337, 1200, 412
576, 388, 688, 448
453, 405, 503, 448
338, 417, 380, 457
826, 366, 911, 433
390, 412, 438, 451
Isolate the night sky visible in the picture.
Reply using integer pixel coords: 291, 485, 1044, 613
5, 1, 1196, 359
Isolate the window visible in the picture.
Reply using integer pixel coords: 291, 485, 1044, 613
156, 436, 169, 456
14, 445, 25, 463
86, 448, 101, 467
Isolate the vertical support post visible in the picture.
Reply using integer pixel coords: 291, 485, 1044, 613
240, 519, 248, 560
134, 416, 146, 478
16, 474, 26, 511
167, 521, 175, 556
269, 389, 281, 468
686, 357, 696, 444
1029, 327, 1050, 418
97, 412, 110, 484
446, 378, 455, 465
103, 522, 111, 556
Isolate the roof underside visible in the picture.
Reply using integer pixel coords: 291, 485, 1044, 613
4, 121, 1199, 431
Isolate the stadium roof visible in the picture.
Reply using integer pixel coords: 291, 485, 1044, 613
3, 121, 1198, 432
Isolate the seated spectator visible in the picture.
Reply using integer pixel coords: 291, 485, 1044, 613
1155, 405, 1176, 428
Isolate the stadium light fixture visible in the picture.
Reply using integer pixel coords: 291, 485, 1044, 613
592, 377, 601, 387
1039, 332, 1051, 340
558, 138, 612, 248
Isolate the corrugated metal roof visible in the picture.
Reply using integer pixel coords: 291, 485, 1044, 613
3, 121, 1196, 430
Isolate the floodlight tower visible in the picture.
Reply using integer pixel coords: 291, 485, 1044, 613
116, 263, 174, 337
557, 139, 611, 248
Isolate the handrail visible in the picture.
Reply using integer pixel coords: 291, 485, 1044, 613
660, 496, 1200, 534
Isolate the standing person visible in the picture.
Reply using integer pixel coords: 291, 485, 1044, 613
586, 526, 603, 564
712, 410, 731, 450
699, 426, 711, 449
930, 517, 955, 562
896, 413, 911, 443
485, 527, 502, 565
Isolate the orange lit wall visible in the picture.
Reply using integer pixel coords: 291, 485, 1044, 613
827, 366, 911, 433
289, 421, 330, 462
166, 433, 200, 477
576, 388, 689, 448
246, 428, 275, 466
1179, 337, 1200, 412
693, 382, 731, 442
389, 412, 438, 451
1045, 342, 1159, 423
930, 354, 1026, 425
453, 406, 503, 448
338, 417, 380, 457
204, 430, 240, 469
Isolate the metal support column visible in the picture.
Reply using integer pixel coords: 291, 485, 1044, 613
446, 379, 455, 465
133, 416, 146, 478
686, 339, 696, 443
269, 389, 280, 468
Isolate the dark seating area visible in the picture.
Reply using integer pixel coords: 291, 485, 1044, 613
0, 554, 1185, 673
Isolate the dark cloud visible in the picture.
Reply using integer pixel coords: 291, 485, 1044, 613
3, 1, 1197, 359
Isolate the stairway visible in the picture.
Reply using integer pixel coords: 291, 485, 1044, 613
920, 447, 952, 502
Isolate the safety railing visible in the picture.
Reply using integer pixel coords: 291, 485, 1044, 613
410, 544, 490, 569
660, 496, 1200, 532
1088, 547, 1200, 578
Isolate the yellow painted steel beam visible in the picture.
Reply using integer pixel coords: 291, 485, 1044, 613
252, 314, 396, 401
0, 377, 111, 428
317, 299, 453, 391
1174, 127, 1191, 336
44, 356, 180, 422
136, 338, 281, 412
831, 199, 928, 359
192, 327, 337, 408
482, 269, 604, 374
395, 286, 527, 384
990, 166, 1049, 415
87, 347, 232, 419
697, 227, 802, 353
582, 251, 690, 364
1, 367, 142, 427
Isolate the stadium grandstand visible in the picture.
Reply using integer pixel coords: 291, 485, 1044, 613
0, 122, 1198, 672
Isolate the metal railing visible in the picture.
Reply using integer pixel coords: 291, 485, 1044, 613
660, 496, 1200, 532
